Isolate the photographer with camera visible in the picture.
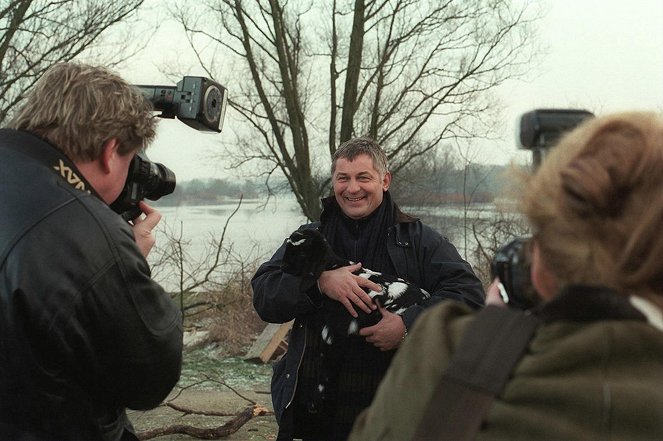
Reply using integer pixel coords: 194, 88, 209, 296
0, 62, 183, 440
349, 111, 663, 441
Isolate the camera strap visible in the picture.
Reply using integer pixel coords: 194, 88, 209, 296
0, 129, 102, 200
411, 306, 541, 441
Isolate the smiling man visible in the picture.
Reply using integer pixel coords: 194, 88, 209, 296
332, 152, 390, 220
252, 136, 484, 441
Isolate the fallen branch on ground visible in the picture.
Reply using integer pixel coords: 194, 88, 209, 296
137, 405, 270, 440
135, 375, 274, 440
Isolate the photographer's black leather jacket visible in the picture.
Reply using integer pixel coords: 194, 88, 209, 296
0, 129, 183, 441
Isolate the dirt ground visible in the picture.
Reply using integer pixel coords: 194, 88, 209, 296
129, 387, 278, 441
128, 349, 279, 441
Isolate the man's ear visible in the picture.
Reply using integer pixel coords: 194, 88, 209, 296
382, 171, 392, 191
100, 139, 120, 174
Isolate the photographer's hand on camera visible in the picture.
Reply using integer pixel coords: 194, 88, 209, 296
131, 201, 161, 257
317, 262, 380, 317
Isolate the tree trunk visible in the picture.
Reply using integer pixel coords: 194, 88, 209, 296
339, 0, 365, 143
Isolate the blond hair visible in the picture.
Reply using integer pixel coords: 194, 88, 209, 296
8, 62, 157, 162
522, 112, 663, 297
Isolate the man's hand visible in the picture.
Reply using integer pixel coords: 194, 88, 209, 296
486, 277, 508, 307
318, 262, 381, 317
131, 201, 161, 257
359, 305, 406, 351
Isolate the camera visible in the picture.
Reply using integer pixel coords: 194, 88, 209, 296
490, 237, 538, 309
110, 152, 176, 221
110, 76, 228, 221
491, 109, 594, 308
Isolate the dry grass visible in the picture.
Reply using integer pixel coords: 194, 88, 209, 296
205, 292, 266, 356
178, 264, 268, 357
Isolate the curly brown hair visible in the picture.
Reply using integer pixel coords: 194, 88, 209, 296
522, 112, 663, 297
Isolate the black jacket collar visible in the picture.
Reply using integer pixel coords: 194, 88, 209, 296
0, 129, 102, 200
534, 285, 647, 324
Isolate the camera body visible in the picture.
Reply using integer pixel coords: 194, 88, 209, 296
491, 109, 594, 308
490, 237, 538, 309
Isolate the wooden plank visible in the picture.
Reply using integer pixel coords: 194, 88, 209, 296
244, 320, 294, 363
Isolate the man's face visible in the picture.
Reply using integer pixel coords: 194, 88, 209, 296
333, 154, 391, 220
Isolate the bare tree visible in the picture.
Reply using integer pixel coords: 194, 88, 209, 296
470, 202, 529, 287
0, 0, 152, 124
172, 0, 541, 220
389, 146, 458, 207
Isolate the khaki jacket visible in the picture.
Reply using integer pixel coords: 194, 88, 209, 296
349, 286, 663, 441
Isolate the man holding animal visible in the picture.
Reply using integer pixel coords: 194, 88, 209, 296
252, 137, 484, 441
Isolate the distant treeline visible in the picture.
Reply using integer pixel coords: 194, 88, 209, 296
154, 163, 514, 207
391, 163, 512, 206
155, 178, 263, 206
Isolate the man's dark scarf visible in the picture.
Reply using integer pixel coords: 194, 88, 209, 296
320, 190, 396, 274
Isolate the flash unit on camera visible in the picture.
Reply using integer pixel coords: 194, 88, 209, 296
136, 76, 228, 133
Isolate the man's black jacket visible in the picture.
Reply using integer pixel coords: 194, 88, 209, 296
252, 196, 485, 435
0, 129, 183, 441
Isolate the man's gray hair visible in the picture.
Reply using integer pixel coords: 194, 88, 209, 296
331, 137, 389, 176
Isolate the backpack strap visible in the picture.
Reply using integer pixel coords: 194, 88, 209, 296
411, 305, 541, 441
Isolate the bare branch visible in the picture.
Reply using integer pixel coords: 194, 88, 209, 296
0, 0, 149, 124
169, 0, 541, 220
137, 405, 264, 440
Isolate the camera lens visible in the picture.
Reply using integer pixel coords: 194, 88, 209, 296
144, 162, 176, 201
110, 153, 177, 220
203, 84, 222, 124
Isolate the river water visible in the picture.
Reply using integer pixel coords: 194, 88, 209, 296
154, 197, 307, 261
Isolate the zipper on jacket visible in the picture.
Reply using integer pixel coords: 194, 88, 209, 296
285, 322, 307, 409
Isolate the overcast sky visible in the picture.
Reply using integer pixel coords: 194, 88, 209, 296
122, 0, 663, 182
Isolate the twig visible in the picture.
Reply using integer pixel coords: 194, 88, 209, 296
137, 405, 267, 440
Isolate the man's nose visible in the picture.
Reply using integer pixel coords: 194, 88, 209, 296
347, 179, 360, 192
